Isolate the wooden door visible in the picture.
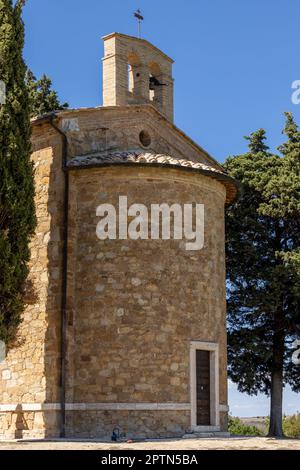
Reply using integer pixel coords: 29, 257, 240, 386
196, 350, 210, 425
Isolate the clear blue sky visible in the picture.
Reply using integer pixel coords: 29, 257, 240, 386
22, 0, 300, 417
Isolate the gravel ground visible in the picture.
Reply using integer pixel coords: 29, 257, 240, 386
0, 437, 300, 450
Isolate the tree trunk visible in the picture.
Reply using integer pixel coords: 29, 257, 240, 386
268, 368, 283, 437
268, 310, 285, 437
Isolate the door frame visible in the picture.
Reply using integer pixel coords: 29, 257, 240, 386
190, 341, 220, 431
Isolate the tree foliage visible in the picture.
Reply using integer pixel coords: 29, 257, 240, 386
0, 0, 36, 344
26, 70, 68, 118
283, 413, 300, 438
228, 416, 264, 436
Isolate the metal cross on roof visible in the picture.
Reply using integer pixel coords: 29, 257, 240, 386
134, 9, 144, 39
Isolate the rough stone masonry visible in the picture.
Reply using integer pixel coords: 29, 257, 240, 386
0, 32, 237, 439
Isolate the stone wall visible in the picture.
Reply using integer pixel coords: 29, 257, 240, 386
59, 106, 222, 171
68, 410, 191, 439
0, 409, 61, 440
65, 166, 227, 437
0, 124, 64, 438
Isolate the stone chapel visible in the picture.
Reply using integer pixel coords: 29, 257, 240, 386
0, 33, 237, 439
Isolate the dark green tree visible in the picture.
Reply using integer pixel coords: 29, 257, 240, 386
0, 0, 36, 344
26, 69, 68, 117
225, 121, 300, 437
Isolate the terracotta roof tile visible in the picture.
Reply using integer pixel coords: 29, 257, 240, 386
67, 151, 238, 203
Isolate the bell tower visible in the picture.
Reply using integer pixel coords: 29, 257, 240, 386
102, 33, 174, 122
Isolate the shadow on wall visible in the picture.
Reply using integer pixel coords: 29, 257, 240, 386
14, 404, 28, 439
42, 125, 66, 437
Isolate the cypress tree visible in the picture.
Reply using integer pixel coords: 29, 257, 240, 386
225, 122, 300, 437
0, 0, 36, 345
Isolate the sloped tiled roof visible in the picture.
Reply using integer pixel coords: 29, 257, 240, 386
67, 151, 238, 203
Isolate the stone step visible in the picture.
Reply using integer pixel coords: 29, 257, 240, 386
183, 432, 231, 439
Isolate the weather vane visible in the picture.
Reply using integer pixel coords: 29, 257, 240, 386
134, 9, 144, 39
